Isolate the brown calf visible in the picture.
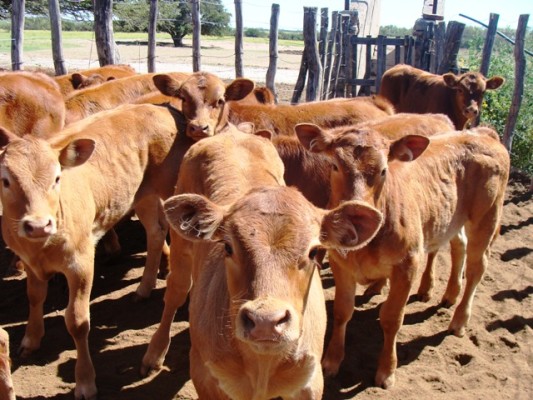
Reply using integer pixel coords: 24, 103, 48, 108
141, 129, 383, 399
152, 71, 255, 140
229, 94, 395, 137
379, 64, 504, 129
64, 72, 189, 125
295, 124, 509, 389
0, 71, 65, 137
0, 328, 15, 400
54, 64, 137, 96
0, 103, 195, 399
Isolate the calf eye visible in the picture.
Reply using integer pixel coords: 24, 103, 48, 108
381, 168, 387, 177
224, 242, 233, 257
55, 176, 61, 185
2, 178, 9, 189
217, 98, 225, 107
308, 247, 318, 260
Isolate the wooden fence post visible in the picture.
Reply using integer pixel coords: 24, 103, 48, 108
147, 0, 158, 73
429, 21, 446, 73
266, 4, 280, 102
234, 0, 244, 77
437, 21, 465, 74
329, 13, 344, 99
11, 0, 25, 70
480, 13, 500, 76
319, 8, 329, 95
335, 14, 352, 97
94, 0, 115, 66
503, 14, 529, 152
191, 0, 201, 72
322, 11, 338, 99
304, 7, 322, 102
49, 0, 67, 75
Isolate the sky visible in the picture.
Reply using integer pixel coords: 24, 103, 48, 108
220, 0, 532, 31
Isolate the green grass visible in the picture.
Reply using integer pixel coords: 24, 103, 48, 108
0, 30, 304, 53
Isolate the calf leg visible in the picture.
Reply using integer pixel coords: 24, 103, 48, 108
134, 197, 169, 299
64, 253, 97, 400
0, 328, 15, 400
19, 267, 48, 357
416, 250, 437, 302
375, 256, 417, 389
448, 219, 495, 337
141, 231, 194, 376
322, 256, 356, 377
441, 228, 467, 307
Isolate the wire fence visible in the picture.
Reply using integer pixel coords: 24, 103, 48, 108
0, 33, 305, 102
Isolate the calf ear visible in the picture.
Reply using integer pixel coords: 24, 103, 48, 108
153, 74, 183, 97
320, 200, 383, 250
225, 78, 255, 101
254, 129, 273, 140
0, 126, 18, 148
58, 139, 95, 168
236, 122, 255, 134
389, 135, 429, 162
164, 194, 225, 241
486, 76, 504, 90
70, 73, 85, 89
442, 73, 459, 89
295, 123, 332, 153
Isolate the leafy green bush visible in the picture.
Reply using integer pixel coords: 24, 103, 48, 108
461, 28, 533, 175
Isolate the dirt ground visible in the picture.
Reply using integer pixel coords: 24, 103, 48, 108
0, 39, 532, 400
0, 171, 531, 400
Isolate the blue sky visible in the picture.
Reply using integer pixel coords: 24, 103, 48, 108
220, 0, 532, 30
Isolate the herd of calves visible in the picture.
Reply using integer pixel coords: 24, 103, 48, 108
0, 62, 509, 400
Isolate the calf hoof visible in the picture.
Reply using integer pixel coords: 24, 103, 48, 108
74, 383, 97, 400
375, 369, 395, 389
132, 292, 150, 303
364, 279, 387, 297
416, 291, 432, 303
321, 355, 342, 377
140, 360, 162, 378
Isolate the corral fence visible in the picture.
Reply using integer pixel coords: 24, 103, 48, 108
7, 1, 530, 152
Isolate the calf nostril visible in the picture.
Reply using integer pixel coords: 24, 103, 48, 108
276, 310, 291, 327
23, 221, 34, 235
241, 310, 255, 331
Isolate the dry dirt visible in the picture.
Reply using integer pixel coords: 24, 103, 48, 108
0, 39, 532, 400
0, 173, 531, 400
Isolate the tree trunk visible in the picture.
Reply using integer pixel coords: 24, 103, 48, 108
172, 36, 184, 47
94, 0, 115, 66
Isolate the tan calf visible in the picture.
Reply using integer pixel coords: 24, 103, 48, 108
295, 124, 509, 388
0, 103, 196, 399
0, 71, 65, 137
229, 95, 394, 137
152, 71, 255, 140
0, 328, 15, 400
379, 64, 504, 129
64, 72, 189, 125
54, 64, 137, 96
142, 129, 383, 399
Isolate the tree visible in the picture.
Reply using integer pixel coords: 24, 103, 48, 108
113, 0, 231, 47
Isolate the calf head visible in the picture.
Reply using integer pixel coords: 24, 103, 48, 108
164, 186, 382, 354
153, 72, 254, 141
71, 73, 114, 90
442, 71, 504, 123
0, 127, 95, 242
295, 123, 430, 209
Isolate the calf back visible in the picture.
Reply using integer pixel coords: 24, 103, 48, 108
0, 71, 65, 137
229, 95, 394, 137
64, 72, 189, 125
